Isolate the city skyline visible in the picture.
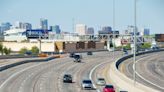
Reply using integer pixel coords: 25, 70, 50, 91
0, 0, 164, 34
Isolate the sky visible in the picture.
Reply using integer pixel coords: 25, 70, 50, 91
0, 0, 164, 34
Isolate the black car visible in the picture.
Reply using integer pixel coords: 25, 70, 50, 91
87, 51, 93, 55
73, 55, 81, 62
63, 74, 72, 83
69, 52, 75, 58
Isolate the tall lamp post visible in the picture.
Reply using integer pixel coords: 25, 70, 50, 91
133, 0, 137, 85
113, 0, 115, 60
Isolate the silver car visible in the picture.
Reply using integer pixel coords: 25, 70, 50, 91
96, 78, 106, 86
81, 80, 93, 89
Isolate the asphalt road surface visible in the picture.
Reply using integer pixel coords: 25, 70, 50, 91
0, 51, 122, 92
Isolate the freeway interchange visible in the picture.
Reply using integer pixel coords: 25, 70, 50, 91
0, 51, 164, 92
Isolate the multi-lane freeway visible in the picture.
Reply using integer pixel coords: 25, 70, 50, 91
119, 51, 164, 91
1, 51, 164, 92
0, 51, 122, 92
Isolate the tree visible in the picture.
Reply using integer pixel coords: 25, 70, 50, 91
140, 43, 151, 49
0, 43, 4, 55
3, 47, 11, 55
31, 46, 39, 55
19, 47, 28, 55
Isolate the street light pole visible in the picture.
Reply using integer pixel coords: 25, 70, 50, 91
133, 0, 137, 85
113, 0, 115, 60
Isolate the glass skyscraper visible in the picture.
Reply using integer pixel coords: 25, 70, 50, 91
40, 18, 48, 30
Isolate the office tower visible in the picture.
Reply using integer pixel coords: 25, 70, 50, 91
86, 27, 94, 35
140, 28, 150, 36
40, 18, 48, 30
125, 25, 139, 35
23, 23, 32, 30
15, 21, 23, 29
98, 26, 112, 34
102, 26, 112, 33
1, 22, 11, 31
75, 24, 87, 35
50, 25, 61, 34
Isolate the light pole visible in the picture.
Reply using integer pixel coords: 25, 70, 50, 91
113, 0, 115, 60
133, 0, 137, 85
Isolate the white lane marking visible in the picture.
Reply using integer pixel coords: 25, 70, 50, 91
133, 54, 164, 90
0, 63, 43, 90
89, 62, 108, 92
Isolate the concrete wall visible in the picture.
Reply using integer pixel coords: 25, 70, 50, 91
2, 42, 55, 52
2, 41, 105, 53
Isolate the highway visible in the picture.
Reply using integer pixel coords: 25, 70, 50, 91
0, 51, 122, 92
119, 51, 164, 91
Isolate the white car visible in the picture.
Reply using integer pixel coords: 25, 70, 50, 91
81, 80, 93, 89
96, 78, 106, 86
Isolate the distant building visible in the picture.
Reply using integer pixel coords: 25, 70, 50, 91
86, 27, 94, 35
14, 21, 32, 30
98, 26, 112, 34
1, 22, 11, 32
23, 23, 32, 30
124, 25, 139, 35
40, 18, 48, 30
50, 25, 61, 34
102, 26, 112, 33
140, 28, 150, 36
75, 24, 87, 35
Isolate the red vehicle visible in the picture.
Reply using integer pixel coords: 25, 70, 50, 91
103, 85, 115, 92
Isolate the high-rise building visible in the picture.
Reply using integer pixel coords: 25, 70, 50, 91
23, 23, 32, 30
1, 22, 11, 31
15, 21, 23, 29
14, 21, 32, 30
98, 26, 112, 34
102, 26, 112, 33
124, 25, 139, 35
140, 28, 150, 36
86, 27, 94, 35
40, 18, 48, 30
75, 24, 87, 35
50, 25, 61, 34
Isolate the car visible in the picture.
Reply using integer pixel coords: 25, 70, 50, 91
73, 55, 81, 62
63, 74, 72, 83
87, 51, 93, 55
69, 52, 75, 58
103, 85, 115, 92
96, 78, 106, 86
81, 80, 93, 90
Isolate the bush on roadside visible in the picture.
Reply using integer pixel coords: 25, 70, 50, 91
30, 46, 39, 55
19, 47, 28, 55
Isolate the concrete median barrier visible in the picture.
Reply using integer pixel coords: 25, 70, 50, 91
0, 56, 58, 71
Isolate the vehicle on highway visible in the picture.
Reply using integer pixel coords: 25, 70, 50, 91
63, 74, 72, 83
69, 52, 75, 58
96, 78, 106, 86
81, 80, 93, 90
73, 54, 81, 62
87, 51, 93, 55
103, 85, 115, 92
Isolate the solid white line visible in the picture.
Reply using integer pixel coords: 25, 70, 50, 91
89, 62, 108, 92
133, 54, 164, 90
0, 63, 43, 91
